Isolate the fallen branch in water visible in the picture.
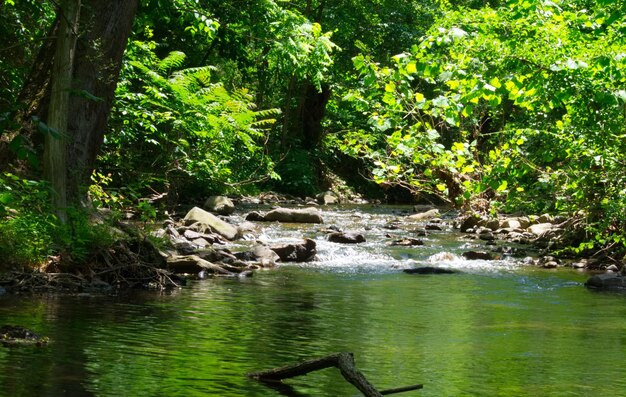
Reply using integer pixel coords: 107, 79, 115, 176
247, 352, 423, 396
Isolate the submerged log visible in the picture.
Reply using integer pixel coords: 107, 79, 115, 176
247, 352, 423, 396
403, 267, 457, 274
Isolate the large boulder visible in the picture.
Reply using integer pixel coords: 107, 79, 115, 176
203, 196, 235, 215
585, 273, 626, 291
183, 207, 240, 240
247, 207, 324, 223
270, 238, 317, 262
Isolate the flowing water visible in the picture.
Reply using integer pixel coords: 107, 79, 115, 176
2, 205, 626, 396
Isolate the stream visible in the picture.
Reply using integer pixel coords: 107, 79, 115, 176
2, 205, 626, 396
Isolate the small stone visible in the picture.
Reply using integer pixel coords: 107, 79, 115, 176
151, 229, 167, 239
462, 251, 495, 260
191, 238, 210, 248
478, 230, 495, 241
166, 225, 180, 237
408, 209, 440, 221
485, 219, 500, 231
538, 213, 552, 223
501, 218, 522, 229
328, 232, 366, 244
460, 214, 481, 233
388, 238, 424, 246
204, 195, 235, 215
517, 217, 531, 229
316, 191, 340, 205
184, 230, 203, 240
271, 239, 317, 262
528, 223, 553, 237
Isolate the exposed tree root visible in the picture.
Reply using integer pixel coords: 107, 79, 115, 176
0, 238, 181, 293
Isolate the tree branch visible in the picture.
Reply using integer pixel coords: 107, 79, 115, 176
248, 352, 423, 397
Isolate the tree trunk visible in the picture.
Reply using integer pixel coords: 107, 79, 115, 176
66, 0, 138, 205
0, 17, 58, 175
44, 0, 80, 222
281, 75, 299, 149
299, 82, 330, 149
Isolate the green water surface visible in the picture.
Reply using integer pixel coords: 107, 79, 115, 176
2, 205, 626, 396
1, 267, 625, 396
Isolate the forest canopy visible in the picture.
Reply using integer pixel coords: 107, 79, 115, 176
1, 0, 625, 267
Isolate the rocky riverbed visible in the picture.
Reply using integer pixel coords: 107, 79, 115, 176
1, 191, 624, 294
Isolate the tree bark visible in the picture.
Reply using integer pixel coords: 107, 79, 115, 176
44, 0, 80, 222
299, 82, 330, 149
66, 0, 138, 204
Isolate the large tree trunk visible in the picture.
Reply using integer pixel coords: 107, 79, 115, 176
44, 0, 80, 222
299, 82, 330, 149
66, 0, 138, 205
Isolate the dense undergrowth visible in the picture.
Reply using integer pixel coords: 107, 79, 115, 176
0, 173, 117, 271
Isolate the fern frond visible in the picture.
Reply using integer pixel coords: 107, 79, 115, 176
250, 119, 277, 129
254, 108, 282, 119
231, 88, 253, 102
174, 65, 216, 88
158, 51, 187, 73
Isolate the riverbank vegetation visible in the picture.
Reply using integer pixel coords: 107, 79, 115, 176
1, 0, 625, 272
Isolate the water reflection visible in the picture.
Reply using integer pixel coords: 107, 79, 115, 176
2, 206, 626, 396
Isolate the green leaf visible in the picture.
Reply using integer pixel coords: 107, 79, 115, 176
406, 62, 417, 74
0, 192, 13, 204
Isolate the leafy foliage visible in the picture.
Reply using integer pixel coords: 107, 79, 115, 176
0, 0, 55, 116
0, 173, 56, 267
103, 36, 281, 201
336, 0, 626, 244
0, 173, 114, 269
